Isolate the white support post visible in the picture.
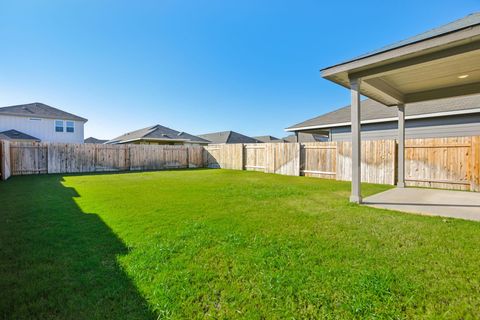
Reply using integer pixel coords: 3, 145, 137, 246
350, 78, 362, 203
397, 103, 405, 188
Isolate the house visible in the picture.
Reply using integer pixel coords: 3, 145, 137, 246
198, 131, 261, 144
282, 133, 328, 143
253, 135, 285, 143
105, 124, 209, 145
0, 102, 87, 143
84, 137, 108, 144
286, 94, 480, 141
0, 129, 40, 142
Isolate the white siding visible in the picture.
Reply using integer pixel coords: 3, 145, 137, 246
0, 115, 85, 143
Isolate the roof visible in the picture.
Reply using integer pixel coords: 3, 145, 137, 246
106, 124, 209, 144
323, 12, 480, 70
0, 102, 87, 122
84, 137, 108, 144
198, 131, 261, 144
283, 133, 328, 143
287, 94, 480, 131
253, 135, 283, 143
0, 129, 40, 141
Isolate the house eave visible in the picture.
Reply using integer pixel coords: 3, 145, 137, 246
285, 107, 480, 132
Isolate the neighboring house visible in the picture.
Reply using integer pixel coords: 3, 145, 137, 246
198, 131, 261, 144
253, 135, 285, 143
0, 102, 87, 143
84, 137, 108, 144
106, 124, 209, 145
0, 129, 40, 142
282, 133, 328, 143
286, 94, 480, 141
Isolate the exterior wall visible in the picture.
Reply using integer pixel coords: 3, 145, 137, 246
329, 114, 480, 141
0, 115, 85, 143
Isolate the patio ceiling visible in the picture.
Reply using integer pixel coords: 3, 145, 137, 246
321, 15, 480, 106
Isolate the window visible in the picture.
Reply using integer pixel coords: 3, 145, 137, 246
55, 120, 64, 132
66, 121, 75, 133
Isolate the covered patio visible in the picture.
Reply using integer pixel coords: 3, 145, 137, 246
321, 13, 480, 204
364, 187, 480, 221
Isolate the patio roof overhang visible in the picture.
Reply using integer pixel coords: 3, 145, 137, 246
321, 21, 480, 106
320, 13, 480, 204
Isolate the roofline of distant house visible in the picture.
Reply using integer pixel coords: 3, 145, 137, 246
108, 137, 208, 144
0, 111, 88, 122
285, 107, 480, 132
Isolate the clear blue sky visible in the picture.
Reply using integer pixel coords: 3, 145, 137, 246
1, 1, 478, 139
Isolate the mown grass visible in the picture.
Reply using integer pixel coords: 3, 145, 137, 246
1, 169, 479, 319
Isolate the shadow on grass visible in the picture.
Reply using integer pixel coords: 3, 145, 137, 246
0, 175, 155, 319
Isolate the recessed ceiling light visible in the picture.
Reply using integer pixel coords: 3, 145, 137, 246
458, 74, 469, 79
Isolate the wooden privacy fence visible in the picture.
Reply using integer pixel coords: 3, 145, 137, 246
405, 136, 480, 191
2, 141, 204, 178
205, 136, 480, 191
205, 140, 395, 185
2, 137, 480, 192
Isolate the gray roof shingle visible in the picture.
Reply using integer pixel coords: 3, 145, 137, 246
84, 137, 108, 144
253, 135, 283, 143
287, 94, 480, 130
106, 124, 209, 144
0, 102, 87, 122
198, 131, 261, 144
0, 129, 40, 141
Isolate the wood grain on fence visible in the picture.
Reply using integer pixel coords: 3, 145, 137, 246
204, 144, 243, 170
265, 143, 300, 176
336, 140, 396, 185
4, 137, 480, 192
7, 142, 204, 176
301, 142, 337, 179
405, 137, 473, 190
244, 144, 266, 171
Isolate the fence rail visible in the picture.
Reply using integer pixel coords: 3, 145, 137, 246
1, 137, 479, 192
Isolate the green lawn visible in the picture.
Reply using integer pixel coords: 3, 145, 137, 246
1, 169, 479, 319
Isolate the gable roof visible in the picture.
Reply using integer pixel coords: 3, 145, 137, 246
287, 94, 480, 131
84, 137, 108, 144
106, 124, 209, 144
283, 133, 328, 143
198, 131, 261, 144
0, 129, 40, 141
0, 102, 87, 122
324, 12, 480, 70
253, 135, 283, 143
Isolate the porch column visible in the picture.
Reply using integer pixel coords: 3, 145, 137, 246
350, 77, 362, 203
397, 103, 405, 187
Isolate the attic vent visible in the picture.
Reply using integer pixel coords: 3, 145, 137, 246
22, 107, 34, 113
177, 132, 184, 136
162, 134, 167, 137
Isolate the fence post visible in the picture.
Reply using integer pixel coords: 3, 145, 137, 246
295, 142, 301, 176
240, 144, 245, 170
1, 140, 11, 180
472, 136, 480, 192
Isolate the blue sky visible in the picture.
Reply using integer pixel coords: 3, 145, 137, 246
0, 1, 478, 139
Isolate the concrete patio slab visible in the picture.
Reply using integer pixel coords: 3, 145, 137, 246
363, 188, 480, 221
